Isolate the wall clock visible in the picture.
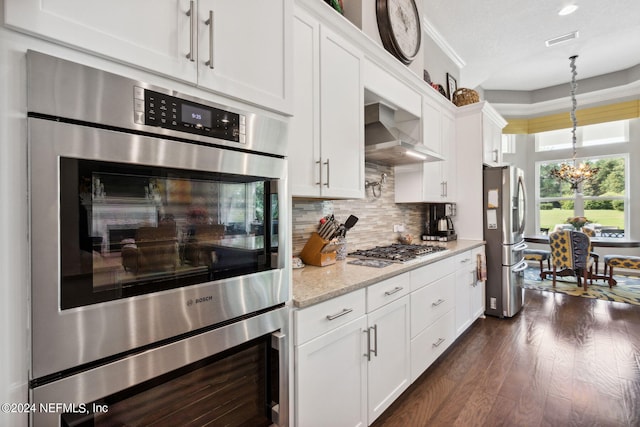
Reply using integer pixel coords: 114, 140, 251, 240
376, 0, 422, 65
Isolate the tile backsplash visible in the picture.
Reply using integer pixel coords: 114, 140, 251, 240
292, 163, 425, 255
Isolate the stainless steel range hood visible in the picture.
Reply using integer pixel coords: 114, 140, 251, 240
365, 103, 444, 166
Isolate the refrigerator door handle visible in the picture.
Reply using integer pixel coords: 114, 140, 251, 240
513, 260, 528, 273
513, 242, 528, 251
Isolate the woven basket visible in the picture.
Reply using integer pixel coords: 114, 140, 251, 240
452, 88, 480, 106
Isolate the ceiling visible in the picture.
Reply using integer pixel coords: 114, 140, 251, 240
422, 0, 640, 95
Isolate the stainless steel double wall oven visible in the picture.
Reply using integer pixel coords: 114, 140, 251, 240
27, 51, 289, 426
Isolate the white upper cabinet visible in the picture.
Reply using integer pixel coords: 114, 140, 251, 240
454, 102, 506, 239
5, 0, 194, 80
196, 0, 291, 113
482, 113, 505, 166
289, 7, 364, 199
395, 97, 456, 203
457, 102, 507, 167
5, 0, 292, 114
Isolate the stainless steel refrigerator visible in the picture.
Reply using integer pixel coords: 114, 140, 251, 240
483, 166, 528, 317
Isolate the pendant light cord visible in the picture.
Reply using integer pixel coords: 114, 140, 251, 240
569, 55, 578, 166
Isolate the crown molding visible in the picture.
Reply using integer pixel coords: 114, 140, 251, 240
490, 79, 640, 118
421, 16, 465, 69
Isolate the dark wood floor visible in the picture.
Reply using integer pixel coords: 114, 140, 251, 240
372, 289, 640, 427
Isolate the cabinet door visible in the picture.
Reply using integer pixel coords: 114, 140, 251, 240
394, 162, 443, 203
410, 309, 455, 382
454, 251, 475, 337
395, 109, 454, 203
470, 247, 486, 320
482, 114, 502, 165
411, 273, 455, 337
197, 0, 292, 113
441, 111, 456, 201
319, 26, 364, 199
422, 99, 443, 155
296, 316, 368, 427
289, 9, 322, 197
367, 296, 411, 424
5, 0, 196, 83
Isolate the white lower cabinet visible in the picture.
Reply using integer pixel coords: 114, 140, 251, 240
296, 315, 368, 427
410, 309, 455, 381
294, 274, 410, 426
295, 250, 484, 425
295, 289, 367, 427
454, 246, 486, 338
409, 260, 456, 382
366, 295, 411, 424
470, 247, 487, 321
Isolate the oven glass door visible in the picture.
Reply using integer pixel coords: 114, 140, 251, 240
61, 336, 278, 427
60, 158, 279, 310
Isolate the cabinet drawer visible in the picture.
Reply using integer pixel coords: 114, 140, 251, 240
366, 272, 410, 312
410, 257, 454, 291
295, 289, 366, 345
410, 309, 455, 382
453, 250, 473, 267
410, 273, 454, 338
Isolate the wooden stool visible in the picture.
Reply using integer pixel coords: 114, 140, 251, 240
524, 249, 551, 278
603, 255, 640, 288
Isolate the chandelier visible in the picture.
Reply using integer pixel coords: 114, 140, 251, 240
549, 55, 598, 190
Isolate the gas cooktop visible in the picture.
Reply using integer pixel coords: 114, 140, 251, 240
348, 243, 449, 263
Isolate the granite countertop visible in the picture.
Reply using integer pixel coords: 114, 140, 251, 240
292, 239, 485, 308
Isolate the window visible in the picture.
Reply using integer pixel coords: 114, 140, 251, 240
582, 120, 628, 146
537, 155, 627, 233
536, 120, 628, 152
502, 134, 516, 154
536, 128, 572, 152
534, 120, 630, 234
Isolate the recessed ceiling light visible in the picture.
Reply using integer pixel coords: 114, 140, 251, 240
559, 5, 579, 16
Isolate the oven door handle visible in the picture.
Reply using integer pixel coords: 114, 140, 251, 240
271, 331, 289, 426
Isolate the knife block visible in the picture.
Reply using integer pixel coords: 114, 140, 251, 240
300, 232, 336, 267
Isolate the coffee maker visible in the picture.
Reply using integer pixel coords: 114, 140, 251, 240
423, 203, 457, 241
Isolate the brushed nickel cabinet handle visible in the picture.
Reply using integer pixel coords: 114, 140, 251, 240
185, 1, 195, 61
326, 308, 352, 321
324, 159, 330, 188
204, 10, 214, 69
363, 325, 378, 361
364, 328, 371, 361
432, 337, 445, 348
432, 298, 445, 307
371, 324, 378, 358
316, 159, 322, 186
384, 286, 403, 296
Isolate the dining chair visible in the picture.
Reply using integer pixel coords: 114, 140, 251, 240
581, 227, 601, 276
548, 230, 594, 291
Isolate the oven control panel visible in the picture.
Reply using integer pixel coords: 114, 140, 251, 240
133, 86, 246, 143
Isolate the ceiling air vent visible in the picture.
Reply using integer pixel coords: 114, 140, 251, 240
545, 31, 579, 47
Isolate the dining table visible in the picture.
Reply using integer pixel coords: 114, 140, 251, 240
524, 235, 640, 248
524, 234, 640, 286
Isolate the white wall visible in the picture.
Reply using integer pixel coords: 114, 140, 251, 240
342, 0, 458, 86
422, 32, 460, 92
